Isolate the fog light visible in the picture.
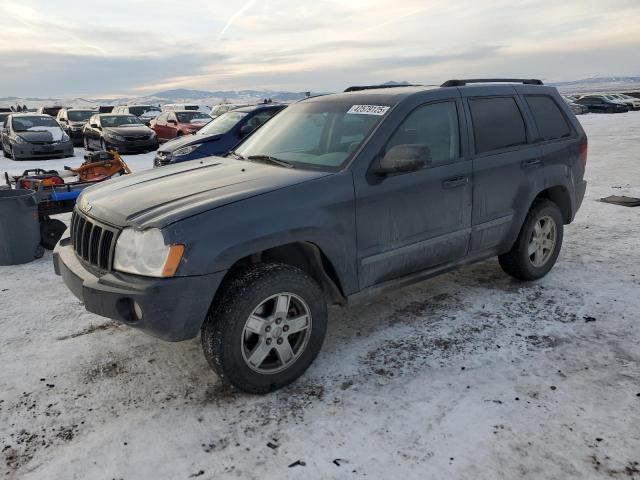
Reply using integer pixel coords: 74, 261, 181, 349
133, 301, 143, 321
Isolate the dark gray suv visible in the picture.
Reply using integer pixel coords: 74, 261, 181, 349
54, 79, 588, 393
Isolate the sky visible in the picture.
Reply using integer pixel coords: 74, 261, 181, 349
0, 0, 639, 98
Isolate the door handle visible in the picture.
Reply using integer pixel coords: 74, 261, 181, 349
442, 176, 469, 189
521, 159, 542, 168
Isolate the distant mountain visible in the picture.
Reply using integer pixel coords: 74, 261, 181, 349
3, 76, 639, 110
550, 76, 640, 93
381, 81, 413, 86
137, 88, 320, 105
149, 89, 220, 100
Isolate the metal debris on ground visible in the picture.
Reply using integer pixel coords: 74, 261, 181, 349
599, 195, 640, 207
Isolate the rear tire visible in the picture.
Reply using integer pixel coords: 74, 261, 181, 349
201, 263, 327, 394
499, 199, 564, 281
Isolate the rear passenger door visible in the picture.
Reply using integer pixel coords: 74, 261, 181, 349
354, 97, 473, 289
463, 88, 542, 253
520, 91, 578, 189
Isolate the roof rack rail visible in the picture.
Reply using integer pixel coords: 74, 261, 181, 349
344, 84, 421, 92
441, 78, 544, 87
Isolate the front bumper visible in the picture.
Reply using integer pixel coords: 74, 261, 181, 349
106, 137, 158, 154
12, 141, 74, 159
53, 237, 226, 341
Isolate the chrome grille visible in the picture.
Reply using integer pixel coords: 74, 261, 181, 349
70, 210, 118, 270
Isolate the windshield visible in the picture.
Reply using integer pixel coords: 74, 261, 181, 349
235, 101, 386, 169
198, 111, 246, 135
176, 111, 211, 124
68, 110, 94, 122
12, 115, 60, 131
100, 115, 143, 127
129, 106, 158, 117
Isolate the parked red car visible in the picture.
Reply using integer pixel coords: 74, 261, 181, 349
150, 110, 212, 142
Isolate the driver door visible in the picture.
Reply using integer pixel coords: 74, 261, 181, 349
353, 99, 472, 289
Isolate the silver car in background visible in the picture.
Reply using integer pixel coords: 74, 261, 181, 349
1, 113, 73, 160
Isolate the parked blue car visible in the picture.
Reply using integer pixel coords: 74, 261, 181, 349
153, 104, 286, 167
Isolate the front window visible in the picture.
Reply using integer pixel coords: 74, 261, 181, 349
100, 115, 143, 127
176, 111, 211, 124
198, 111, 246, 135
235, 101, 386, 169
12, 115, 59, 132
68, 110, 94, 122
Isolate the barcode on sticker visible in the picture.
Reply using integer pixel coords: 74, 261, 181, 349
347, 105, 390, 116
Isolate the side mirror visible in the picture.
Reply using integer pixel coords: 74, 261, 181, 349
167, 119, 177, 125
239, 124, 254, 137
372, 144, 430, 175
90, 123, 100, 129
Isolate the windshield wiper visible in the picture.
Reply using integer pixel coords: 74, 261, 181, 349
247, 155, 293, 168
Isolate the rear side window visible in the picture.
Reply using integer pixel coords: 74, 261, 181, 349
469, 97, 527, 154
387, 101, 460, 167
525, 96, 571, 141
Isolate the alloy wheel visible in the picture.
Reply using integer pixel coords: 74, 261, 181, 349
528, 215, 557, 267
240, 293, 312, 374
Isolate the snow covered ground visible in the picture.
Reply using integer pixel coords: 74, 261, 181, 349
1, 113, 639, 480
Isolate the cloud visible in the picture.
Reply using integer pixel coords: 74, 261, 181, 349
219, 0, 259, 38
0, 0, 639, 96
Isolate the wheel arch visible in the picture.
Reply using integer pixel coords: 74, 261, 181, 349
533, 185, 572, 224
219, 241, 346, 306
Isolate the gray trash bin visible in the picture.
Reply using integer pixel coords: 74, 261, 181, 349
0, 189, 44, 265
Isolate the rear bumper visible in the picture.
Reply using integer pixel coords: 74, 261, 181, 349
53, 237, 226, 341
573, 180, 587, 220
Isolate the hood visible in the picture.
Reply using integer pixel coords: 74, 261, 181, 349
159, 133, 222, 152
104, 125, 152, 136
18, 127, 62, 142
79, 156, 331, 228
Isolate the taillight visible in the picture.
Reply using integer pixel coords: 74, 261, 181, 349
579, 138, 588, 169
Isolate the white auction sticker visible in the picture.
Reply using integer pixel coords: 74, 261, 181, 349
347, 105, 390, 116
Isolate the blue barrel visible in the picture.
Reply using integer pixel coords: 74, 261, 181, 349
0, 189, 44, 265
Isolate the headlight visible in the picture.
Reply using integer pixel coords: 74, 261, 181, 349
13, 135, 26, 144
106, 132, 125, 142
113, 228, 184, 277
173, 143, 202, 156
61, 132, 70, 142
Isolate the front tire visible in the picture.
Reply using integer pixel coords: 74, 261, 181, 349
499, 199, 564, 281
201, 263, 327, 394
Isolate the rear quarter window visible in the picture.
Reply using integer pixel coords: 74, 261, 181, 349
469, 97, 527, 154
525, 95, 571, 141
